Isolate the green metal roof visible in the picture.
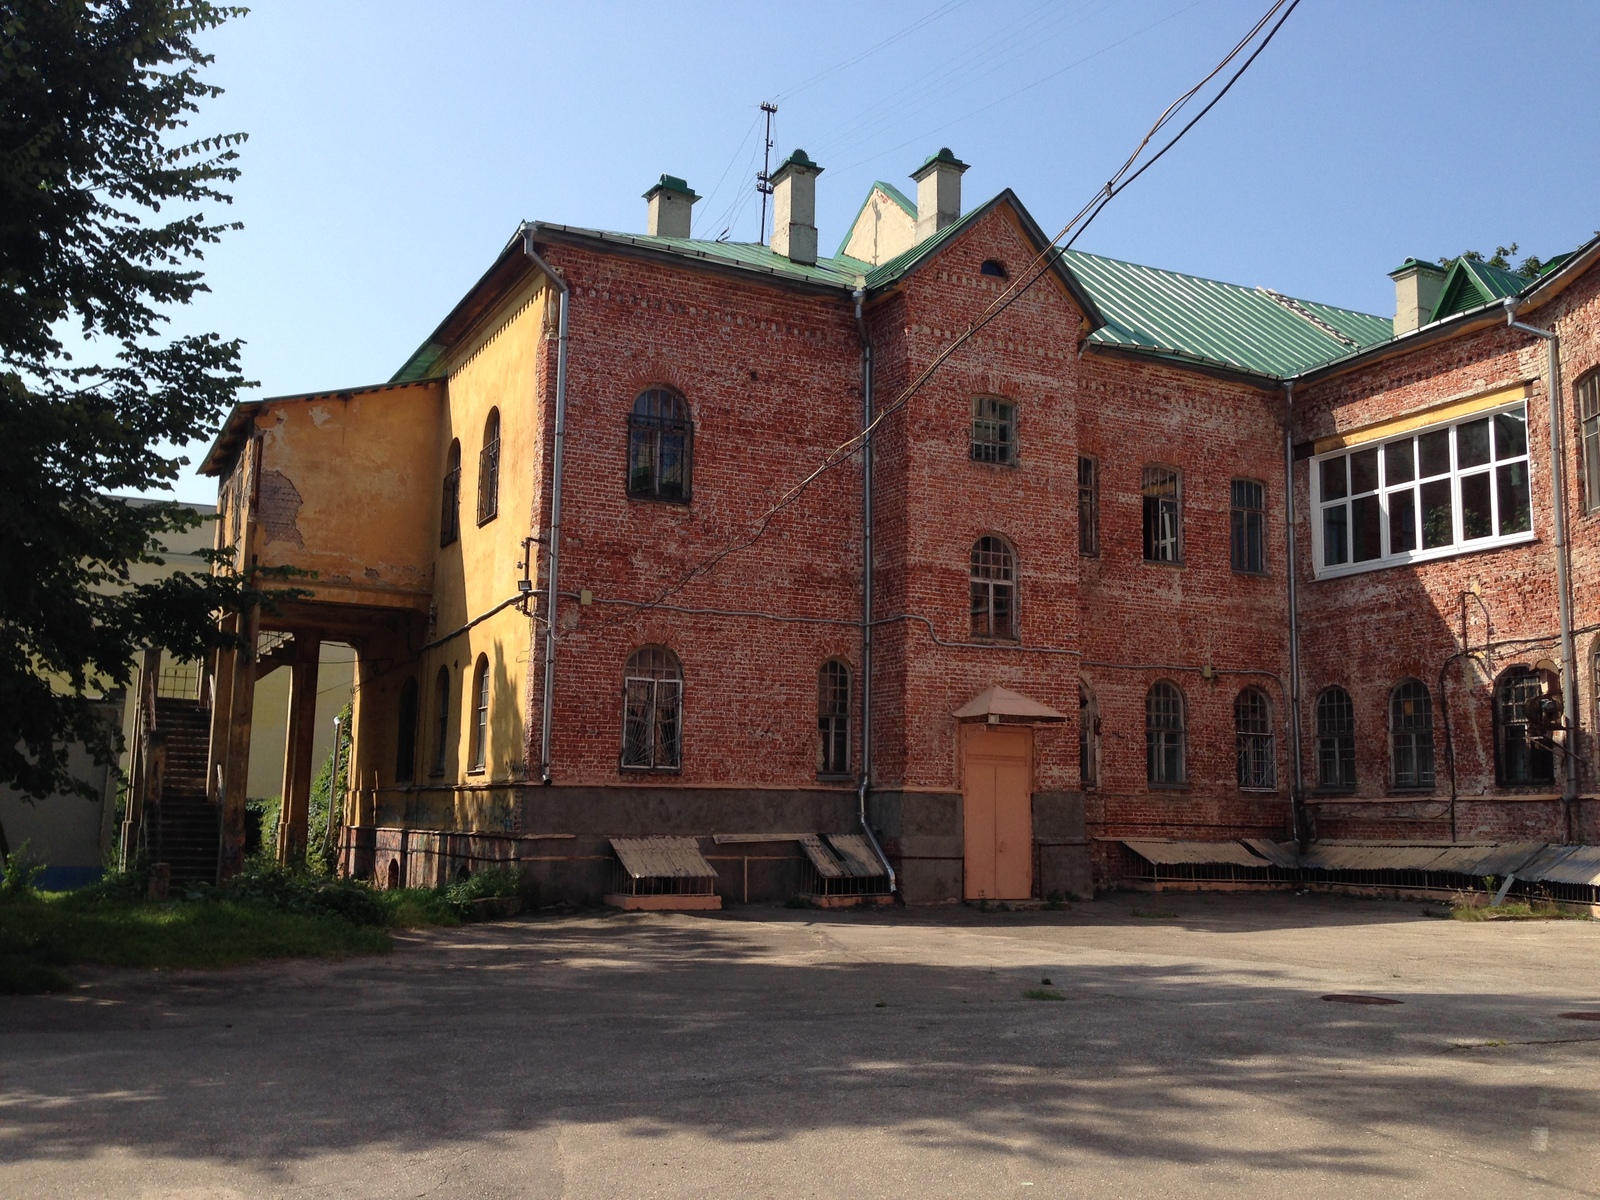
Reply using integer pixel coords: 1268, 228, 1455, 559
1429, 256, 1532, 321
1061, 249, 1393, 378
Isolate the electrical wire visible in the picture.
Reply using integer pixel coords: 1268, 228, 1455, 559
772, 0, 978, 104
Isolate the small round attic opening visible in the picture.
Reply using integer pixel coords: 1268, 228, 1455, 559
980, 259, 1009, 278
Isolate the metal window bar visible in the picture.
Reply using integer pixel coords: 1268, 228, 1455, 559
1495, 666, 1555, 784
970, 397, 1015, 464
1235, 688, 1276, 789
628, 389, 691, 500
155, 657, 202, 700
1390, 681, 1436, 787
477, 428, 500, 524
1078, 456, 1099, 556
440, 462, 461, 546
1315, 687, 1357, 788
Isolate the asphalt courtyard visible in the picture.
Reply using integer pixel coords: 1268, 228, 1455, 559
1, 892, 1597, 1198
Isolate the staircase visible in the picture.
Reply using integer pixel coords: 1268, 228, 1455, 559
150, 697, 220, 884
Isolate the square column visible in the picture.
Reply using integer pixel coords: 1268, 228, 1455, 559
276, 634, 322, 864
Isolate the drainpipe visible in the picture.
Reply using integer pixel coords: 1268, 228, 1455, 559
853, 284, 895, 893
1505, 299, 1578, 829
1283, 381, 1308, 850
522, 228, 571, 785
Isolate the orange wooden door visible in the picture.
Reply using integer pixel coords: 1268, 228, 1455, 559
962, 726, 1033, 900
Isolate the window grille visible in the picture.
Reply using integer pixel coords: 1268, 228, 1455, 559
431, 667, 450, 776
477, 411, 500, 525
1580, 371, 1600, 513
628, 388, 692, 501
1142, 466, 1181, 563
1230, 479, 1266, 573
470, 656, 490, 773
441, 440, 461, 546
1315, 687, 1356, 789
818, 660, 850, 775
1390, 679, 1435, 788
155, 657, 201, 700
1078, 456, 1099, 557
622, 646, 683, 770
969, 536, 1017, 639
1313, 403, 1531, 576
1495, 665, 1555, 785
970, 397, 1016, 464
1234, 687, 1275, 789
396, 677, 418, 784
1079, 682, 1099, 788
1146, 681, 1185, 785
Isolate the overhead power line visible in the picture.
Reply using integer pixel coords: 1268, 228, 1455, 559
597, 0, 1303, 630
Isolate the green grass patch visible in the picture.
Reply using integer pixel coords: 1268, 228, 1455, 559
1451, 901, 1579, 922
1023, 988, 1065, 1001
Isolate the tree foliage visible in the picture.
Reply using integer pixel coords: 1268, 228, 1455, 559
1444, 243, 1545, 279
0, 2, 261, 799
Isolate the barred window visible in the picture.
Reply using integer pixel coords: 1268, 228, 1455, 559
1494, 665, 1555, 785
1235, 687, 1275, 789
1142, 465, 1181, 563
1230, 479, 1266, 573
431, 667, 450, 777
970, 397, 1016, 464
628, 388, 692, 501
477, 410, 500, 525
969, 536, 1017, 639
1315, 686, 1356, 790
1079, 681, 1099, 788
818, 660, 850, 776
1078, 456, 1099, 557
470, 655, 490, 773
396, 676, 418, 784
1390, 679, 1435, 789
1580, 370, 1600, 513
622, 646, 683, 771
1146, 681, 1185, 785
441, 439, 461, 547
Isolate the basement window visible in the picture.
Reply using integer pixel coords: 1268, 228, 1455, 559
970, 397, 1016, 465
1312, 401, 1532, 578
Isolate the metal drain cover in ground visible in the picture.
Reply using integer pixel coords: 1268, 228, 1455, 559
1558, 1012, 1600, 1021
1322, 994, 1403, 1005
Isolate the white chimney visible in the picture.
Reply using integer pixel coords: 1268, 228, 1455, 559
911, 147, 968, 241
770, 149, 822, 265
1389, 257, 1447, 336
644, 175, 699, 239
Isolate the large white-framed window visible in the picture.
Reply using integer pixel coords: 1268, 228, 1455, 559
1311, 402, 1533, 579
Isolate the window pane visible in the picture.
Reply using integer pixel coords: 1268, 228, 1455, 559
1384, 439, 1414, 484
1496, 462, 1531, 535
1388, 488, 1416, 553
1420, 478, 1453, 548
1460, 471, 1493, 540
1350, 447, 1379, 494
629, 429, 656, 494
1418, 429, 1451, 477
1585, 420, 1600, 513
1323, 504, 1348, 566
1457, 417, 1491, 468
1320, 455, 1347, 500
1351, 494, 1381, 561
658, 432, 685, 498
1494, 410, 1527, 459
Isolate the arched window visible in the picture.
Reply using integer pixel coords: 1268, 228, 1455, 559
628, 388, 692, 501
622, 646, 683, 770
1079, 680, 1100, 788
395, 676, 418, 784
1235, 687, 1275, 789
477, 410, 500, 525
1495, 665, 1555, 785
1315, 686, 1356, 790
1579, 368, 1600, 513
980, 259, 1008, 278
441, 439, 461, 546
1146, 681, 1185, 785
469, 655, 490, 773
969, 535, 1017, 639
818, 660, 850, 776
1390, 679, 1435, 789
1142, 465, 1182, 563
431, 667, 450, 776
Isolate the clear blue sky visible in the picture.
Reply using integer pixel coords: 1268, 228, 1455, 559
158, 0, 1600, 504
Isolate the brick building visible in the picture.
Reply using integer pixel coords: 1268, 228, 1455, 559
194, 147, 1600, 903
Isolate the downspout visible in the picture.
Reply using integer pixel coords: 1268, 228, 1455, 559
1283, 381, 1308, 850
853, 284, 895, 893
1505, 299, 1578, 834
522, 227, 571, 785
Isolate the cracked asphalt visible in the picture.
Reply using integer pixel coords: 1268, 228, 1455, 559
1, 891, 1597, 1197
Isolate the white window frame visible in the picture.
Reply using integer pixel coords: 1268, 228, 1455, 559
1310, 401, 1535, 580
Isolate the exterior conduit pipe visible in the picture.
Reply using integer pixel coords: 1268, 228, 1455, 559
521, 227, 570, 786
1505, 299, 1579, 831
853, 284, 895, 894
1283, 381, 1308, 850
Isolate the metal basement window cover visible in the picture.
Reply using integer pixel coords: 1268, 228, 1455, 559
799, 834, 887, 879
610, 837, 717, 880
1121, 839, 1267, 867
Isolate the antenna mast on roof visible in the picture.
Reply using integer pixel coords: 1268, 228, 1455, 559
756, 101, 778, 245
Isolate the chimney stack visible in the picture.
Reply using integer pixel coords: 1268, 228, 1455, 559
770, 149, 823, 264
1389, 257, 1447, 336
911, 148, 968, 241
644, 175, 699, 239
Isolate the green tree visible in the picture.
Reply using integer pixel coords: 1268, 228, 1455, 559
1444, 243, 1545, 278
0, 2, 262, 805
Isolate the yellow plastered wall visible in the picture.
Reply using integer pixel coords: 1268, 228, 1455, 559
840, 186, 918, 266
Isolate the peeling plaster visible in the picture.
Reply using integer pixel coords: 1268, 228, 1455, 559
257, 470, 306, 548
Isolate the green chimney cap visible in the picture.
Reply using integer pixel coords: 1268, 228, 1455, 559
775, 148, 822, 176
1388, 256, 1447, 278
643, 174, 699, 201
912, 147, 969, 180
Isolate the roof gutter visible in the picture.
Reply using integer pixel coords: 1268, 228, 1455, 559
1504, 297, 1579, 822
520, 228, 571, 786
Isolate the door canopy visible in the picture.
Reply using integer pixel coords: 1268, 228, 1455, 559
953, 685, 1068, 725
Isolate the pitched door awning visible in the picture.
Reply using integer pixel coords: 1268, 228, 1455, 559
953, 685, 1068, 724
